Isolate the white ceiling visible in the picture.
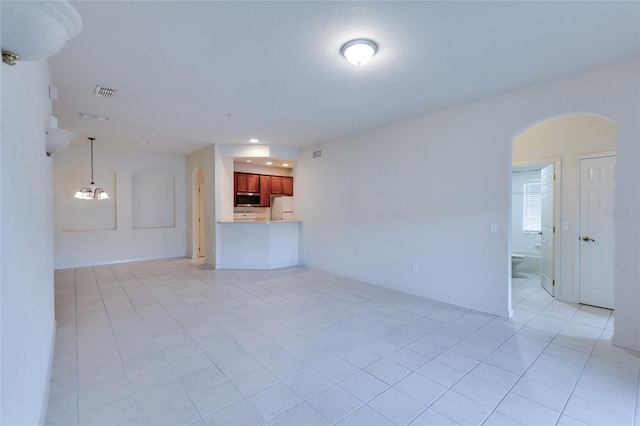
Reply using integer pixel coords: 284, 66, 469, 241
49, 1, 640, 156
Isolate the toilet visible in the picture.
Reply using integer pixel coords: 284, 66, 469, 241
512, 255, 525, 278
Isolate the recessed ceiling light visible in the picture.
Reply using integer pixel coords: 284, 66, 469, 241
266, 162, 273, 165
282, 163, 289, 167
79, 112, 109, 121
246, 160, 252, 163
249, 139, 259, 143
340, 38, 378, 66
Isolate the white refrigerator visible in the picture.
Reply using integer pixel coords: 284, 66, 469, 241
271, 196, 294, 221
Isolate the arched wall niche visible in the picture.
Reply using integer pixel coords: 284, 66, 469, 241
131, 168, 176, 229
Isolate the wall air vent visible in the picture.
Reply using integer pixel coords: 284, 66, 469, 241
312, 149, 322, 159
94, 85, 117, 98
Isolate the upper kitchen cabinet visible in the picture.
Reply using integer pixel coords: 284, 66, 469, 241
259, 175, 271, 207
271, 176, 293, 196
235, 173, 260, 193
271, 176, 283, 194
281, 177, 293, 196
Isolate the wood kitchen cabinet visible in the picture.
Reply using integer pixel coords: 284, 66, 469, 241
235, 173, 260, 193
259, 175, 271, 207
234, 172, 293, 203
281, 177, 293, 196
271, 176, 283, 194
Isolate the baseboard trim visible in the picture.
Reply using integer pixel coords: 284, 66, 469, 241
54, 253, 188, 270
612, 333, 640, 351
39, 321, 57, 426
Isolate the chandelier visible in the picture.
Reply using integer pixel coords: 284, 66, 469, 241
74, 137, 109, 200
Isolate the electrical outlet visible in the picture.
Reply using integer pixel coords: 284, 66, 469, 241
490, 224, 497, 233
411, 264, 419, 274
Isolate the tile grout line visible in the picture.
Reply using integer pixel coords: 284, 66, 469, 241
407, 283, 580, 425
553, 309, 612, 425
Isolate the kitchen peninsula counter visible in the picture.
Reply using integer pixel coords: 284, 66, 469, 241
216, 220, 301, 269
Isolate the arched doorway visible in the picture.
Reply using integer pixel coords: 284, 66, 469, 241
193, 168, 205, 259
509, 114, 616, 311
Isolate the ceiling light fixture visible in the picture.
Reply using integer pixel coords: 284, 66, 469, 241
282, 163, 289, 167
266, 162, 273, 165
1, 1, 82, 66
74, 137, 109, 200
249, 139, 259, 143
340, 38, 378, 66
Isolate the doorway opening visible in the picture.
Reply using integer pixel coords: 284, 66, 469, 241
193, 168, 205, 259
509, 114, 616, 313
511, 160, 559, 308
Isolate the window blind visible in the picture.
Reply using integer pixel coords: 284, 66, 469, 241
523, 179, 542, 233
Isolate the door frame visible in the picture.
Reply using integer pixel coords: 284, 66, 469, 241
511, 157, 562, 298
575, 151, 616, 307
191, 167, 205, 260
197, 180, 205, 258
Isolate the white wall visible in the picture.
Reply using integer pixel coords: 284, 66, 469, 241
296, 59, 639, 335
513, 115, 616, 302
53, 144, 186, 268
1, 59, 56, 425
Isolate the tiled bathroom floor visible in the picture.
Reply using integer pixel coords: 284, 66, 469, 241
46, 260, 639, 426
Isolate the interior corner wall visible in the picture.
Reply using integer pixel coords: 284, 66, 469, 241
1, 60, 56, 425
53, 145, 187, 268
296, 59, 639, 329
513, 115, 616, 303
186, 145, 216, 266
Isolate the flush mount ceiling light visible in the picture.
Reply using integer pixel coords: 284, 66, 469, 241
249, 139, 259, 143
1, 1, 82, 66
75, 137, 109, 200
340, 38, 378, 66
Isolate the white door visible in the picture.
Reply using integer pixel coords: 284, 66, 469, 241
579, 156, 615, 309
540, 164, 554, 296
198, 180, 205, 258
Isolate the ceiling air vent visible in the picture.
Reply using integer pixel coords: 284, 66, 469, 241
312, 149, 322, 159
94, 85, 117, 98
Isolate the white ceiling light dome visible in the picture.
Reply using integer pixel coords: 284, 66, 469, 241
340, 38, 378, 66
1, 1, 82, 65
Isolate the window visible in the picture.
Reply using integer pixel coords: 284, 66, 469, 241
523, 179, 541, 233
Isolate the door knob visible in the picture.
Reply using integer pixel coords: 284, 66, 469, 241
582, 236, 595, 242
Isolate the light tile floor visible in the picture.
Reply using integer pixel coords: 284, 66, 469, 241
46, 260, 640, 426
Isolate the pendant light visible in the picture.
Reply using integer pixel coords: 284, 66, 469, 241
74, 137, 109, 200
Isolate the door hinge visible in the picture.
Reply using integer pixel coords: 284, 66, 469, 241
553, 279, 555, 287
553, 226, 556, 233
554, 173, 556, 181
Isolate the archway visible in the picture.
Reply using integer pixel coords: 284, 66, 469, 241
192, 168, 205, 259
508, 113, 617, 313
